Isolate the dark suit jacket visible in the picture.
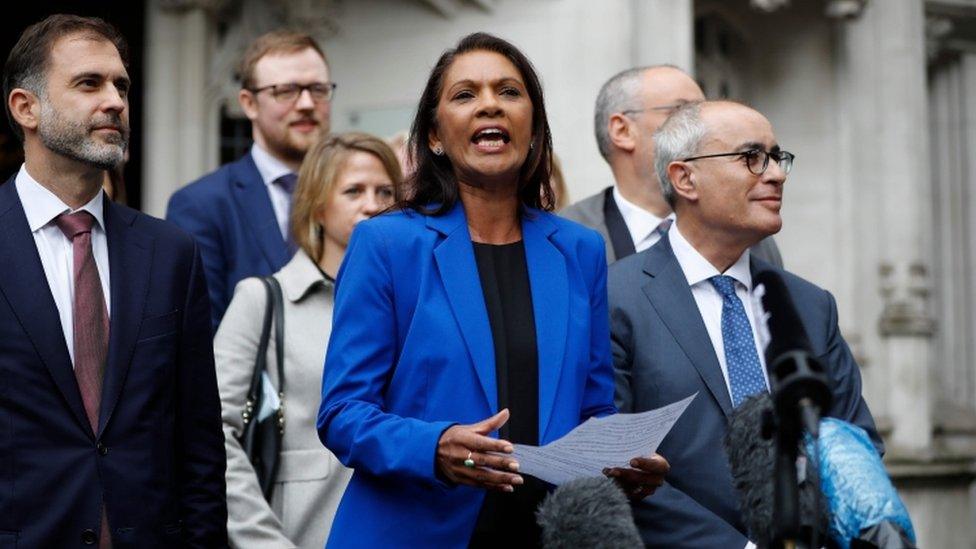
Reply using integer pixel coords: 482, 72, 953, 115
166, 153, 292, 332
561, 186, 785, 267
0, 177, 227, 547
608, 236, 881, 548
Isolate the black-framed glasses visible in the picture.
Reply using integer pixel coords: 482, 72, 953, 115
248, 82, 337, 103
681, 149, 795, 175
621, 102, 691, 117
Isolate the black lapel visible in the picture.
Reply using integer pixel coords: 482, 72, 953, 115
0, 177, 92, 435
99, 198, 152, 435
603, 187, 636, 261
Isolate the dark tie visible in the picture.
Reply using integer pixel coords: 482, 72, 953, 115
655, 217, 673, 238
55, 211, 108, 431
708, 275, 768, 408
274, 173, 298, 195
274, 174, 299, 252
55, 211, 112, 548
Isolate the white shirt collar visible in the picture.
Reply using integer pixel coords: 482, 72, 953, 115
250, 143, 294, 187
613, 186, 671, 246
669, 222, 752, 290
15, 164, 106, 233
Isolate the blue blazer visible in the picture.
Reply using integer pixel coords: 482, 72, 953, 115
166, 153, 292, 332
0, 178, 227, 547
609, 236, 882, 548
317, 203, 616, 548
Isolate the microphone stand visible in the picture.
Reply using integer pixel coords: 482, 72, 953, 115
768, 350, 832, 549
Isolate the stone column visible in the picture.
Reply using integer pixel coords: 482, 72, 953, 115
631, 0, 694, 71
142, 2, 219, 218
838, 0, 935, 454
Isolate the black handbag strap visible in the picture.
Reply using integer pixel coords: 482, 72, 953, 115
244, 277, 275, 425
265, 276, 286, 397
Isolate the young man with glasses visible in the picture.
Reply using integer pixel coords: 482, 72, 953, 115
167, 30, 333, 331
562, 65, 782, 267
608, 101, 881, 548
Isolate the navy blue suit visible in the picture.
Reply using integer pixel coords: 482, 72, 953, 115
166, 153, 291, 331
609, 236, 881, 548
318, 203, 616, 548
0, 178, 227, 547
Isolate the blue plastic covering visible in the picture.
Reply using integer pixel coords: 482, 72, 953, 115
805, 418, 916, 549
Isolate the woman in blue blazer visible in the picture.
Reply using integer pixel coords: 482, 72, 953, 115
317, 33, 669, 548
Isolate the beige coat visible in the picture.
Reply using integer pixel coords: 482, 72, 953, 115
215, 250, 352, 549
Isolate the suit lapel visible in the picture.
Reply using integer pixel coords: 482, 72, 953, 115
602, 187, 636, 261
429, 204, 497, 412
99, 198, 152, 435
521, 211, 568, 439
641, 239, 733, 418
0, 178, 92, 435
231, 155, 289, 269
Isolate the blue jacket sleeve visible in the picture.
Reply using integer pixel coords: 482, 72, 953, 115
581, 231, 616, 421
166, 189, 228, 333
317, 222, 454, 485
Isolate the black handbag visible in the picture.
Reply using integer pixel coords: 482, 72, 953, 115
238, 275, 286, 501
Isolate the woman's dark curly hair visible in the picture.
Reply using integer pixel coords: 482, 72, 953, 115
402, 32, 554, 215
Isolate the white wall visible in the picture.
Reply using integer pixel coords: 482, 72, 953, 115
322, 0, 682, 205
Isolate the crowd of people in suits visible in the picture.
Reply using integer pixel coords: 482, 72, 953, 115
0, 12, 881, 549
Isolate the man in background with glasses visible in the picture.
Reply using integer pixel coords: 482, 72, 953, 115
609, 100, 881, 548
167, 30, 333, 331
562, 65, 782, 267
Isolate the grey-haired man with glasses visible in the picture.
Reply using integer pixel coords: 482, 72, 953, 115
562, 65, 782, 267
609, 100, 881, 548
167, 30, 334, 331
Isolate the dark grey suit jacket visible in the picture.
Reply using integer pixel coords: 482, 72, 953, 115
561, 187, 784, 266
608, 236, 881, 548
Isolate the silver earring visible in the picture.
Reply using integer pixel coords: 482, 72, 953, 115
432, 145, 444, 156
529, 141, 535, 150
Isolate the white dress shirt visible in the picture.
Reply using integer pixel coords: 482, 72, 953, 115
613, 187, 675, 253
668, 223, 770, 400
250, 143, 295, 240
15, 165, 111, 366
669, 224, 766, 549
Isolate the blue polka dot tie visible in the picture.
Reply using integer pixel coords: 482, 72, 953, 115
709, 275, 768, 408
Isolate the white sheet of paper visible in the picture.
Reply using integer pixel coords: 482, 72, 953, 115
510, 392, 698, 486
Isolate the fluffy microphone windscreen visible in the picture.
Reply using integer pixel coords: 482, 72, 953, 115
536, 476, 643, 549
725, 393, 829, 547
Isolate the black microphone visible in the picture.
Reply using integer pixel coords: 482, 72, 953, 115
725, 393, 829, 548
536, 477, 643, 549
753, 270, 833, 438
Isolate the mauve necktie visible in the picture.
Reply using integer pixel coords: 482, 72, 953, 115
274, 173, 299, 253
55, 211, 112, 548
55, 211, 108, 430
709, 275, 768, 408
274, 172, 298, 195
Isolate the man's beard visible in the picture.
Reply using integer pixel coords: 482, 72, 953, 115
271, 118, 325, 164
38, 101, 129, 170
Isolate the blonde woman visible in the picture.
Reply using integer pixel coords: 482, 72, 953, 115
215, 132, 402, 548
